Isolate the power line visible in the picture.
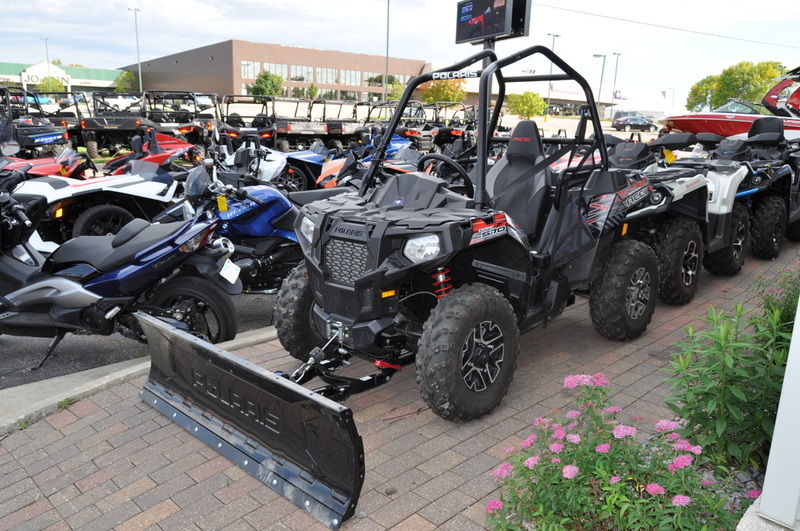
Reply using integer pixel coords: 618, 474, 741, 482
532, 2, 800, 50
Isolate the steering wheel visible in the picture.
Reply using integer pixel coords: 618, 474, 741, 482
416, 153, 473, 197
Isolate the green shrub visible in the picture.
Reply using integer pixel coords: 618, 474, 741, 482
486, 374, 744, 530
665, 304, 790, 469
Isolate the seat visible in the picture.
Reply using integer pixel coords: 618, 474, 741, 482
250, 114, 272, 128
485, 120, 553, 238
226, 113, 246, 128
747, 117, 785, 160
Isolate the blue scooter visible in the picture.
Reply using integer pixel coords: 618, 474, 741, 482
0, 167, 241, 369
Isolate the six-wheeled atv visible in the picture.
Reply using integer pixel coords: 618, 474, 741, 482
275, 45, 662, 423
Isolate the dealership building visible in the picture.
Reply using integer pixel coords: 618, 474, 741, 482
123, 40, 431, 102
0, 61, 122, 92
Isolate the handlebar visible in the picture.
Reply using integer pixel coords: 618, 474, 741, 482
10, 203, 32, 227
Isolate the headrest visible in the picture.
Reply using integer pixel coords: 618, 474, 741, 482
506, 120, 543, 160
748, 117, 784, 138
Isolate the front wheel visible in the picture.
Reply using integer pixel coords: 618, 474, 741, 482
655, 218, 703, 305
704, 202, 750, 275
624, 125, 632, 132
590, 239, 658, 340
73, 204, 135, 237
275, 263, 326, 361
416, 283, 519, 421
149, 277, 237, 343
273, 164, 311, 191
751, 196, 786, 259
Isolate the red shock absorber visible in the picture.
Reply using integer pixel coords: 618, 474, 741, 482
431, 267, 453, 299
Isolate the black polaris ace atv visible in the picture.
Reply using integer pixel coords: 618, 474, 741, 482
275, 46, 661, 421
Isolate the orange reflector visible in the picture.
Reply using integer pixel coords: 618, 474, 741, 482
381, 290, 396, 298
621, 223, 628, 236
54, 208, 63, 218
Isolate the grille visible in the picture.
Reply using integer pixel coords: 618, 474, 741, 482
324, 239, 368, 284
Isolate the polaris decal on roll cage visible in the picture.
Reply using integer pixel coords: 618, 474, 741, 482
431, 71, 479, 80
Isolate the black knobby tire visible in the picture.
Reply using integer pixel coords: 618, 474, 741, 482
751, 196, 787, 259
149, 276, 237, 344
73, 204, 135, 237
275, 263, 326, 361
276, 139, 291, 152
416, 283, 520, 421
703, 202, 750, 276
655, 218, 703, 305
86, 139, 100, 160
590, 239, 658, 341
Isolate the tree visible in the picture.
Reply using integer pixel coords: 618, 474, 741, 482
115, 71, 139, 92
388, 79, 404, 101
308, 83, 319, 100
37, 76, 65, 93
686, 61, 784, 111
248, 71, 284, 97
505, 91, 546, 118
686, 75, 718, 112
418, 79, 467, 104
365, 74, 398, 87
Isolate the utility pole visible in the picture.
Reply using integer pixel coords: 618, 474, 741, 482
546, 33, 560, 118
383, 0, 390, 101
129, 7, 143, 92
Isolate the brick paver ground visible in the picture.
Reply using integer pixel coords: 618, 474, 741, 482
1, 241, 798, 530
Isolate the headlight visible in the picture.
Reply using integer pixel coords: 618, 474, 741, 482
750, 175, 763, 186
649, 190, 665, 205
403, 234, 441, 263
299, 216, 315, 243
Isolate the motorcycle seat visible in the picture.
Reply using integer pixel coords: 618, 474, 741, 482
49, 219, 190, 273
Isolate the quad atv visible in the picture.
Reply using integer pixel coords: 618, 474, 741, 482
669, 117, 800, 272
79, 91, 148, 158
275, 45, 661, 423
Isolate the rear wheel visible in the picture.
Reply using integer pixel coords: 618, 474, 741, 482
655, 218, 703, 305
751, 196, 786, 259
149, 277, 237, 343
624, 125, 632, 132
276, 138, 291, 152
704, 203, 750, 275
73, 204, 135, 237
275, 263, 326, 361
590, 239, 658, 340
86, 139, 100, 159
416, 283, 519, 421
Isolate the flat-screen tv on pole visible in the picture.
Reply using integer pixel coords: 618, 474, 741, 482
455, 0, 530, 45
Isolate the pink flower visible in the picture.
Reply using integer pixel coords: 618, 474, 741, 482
534, 417, 551, 428
646, 483, 665, 495
595, 443, 611, 454
552, 427, 566, 440
486, 499, 504, 513
610, 476, 621, 484
563, 375, 580, 388
591, 373, 610, 387
566, 434, 581, 444
689, 445, 703, 455
505, 447, 515, 455
655, 419, 681, 432
524, 456, 540, 469
562, 465, 579, 479
748, 490, 762, 499
493, 463, 512, 479
521, 434, 538, 448
701, 479, 715, 486
551, 457, 561, 463
673, 454, 693, 468
672, 495, 691, 507
672, 439, 692, 451
566, 409, 581, 418
549, 442, 564, 454
602, 406, 622, 415
563, 374, 601, 388
612, 425, 637, 439
667, 432, 681, 440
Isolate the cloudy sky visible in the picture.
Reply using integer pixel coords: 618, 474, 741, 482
2, 0, 799, 113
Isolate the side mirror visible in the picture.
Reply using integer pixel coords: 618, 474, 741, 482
0, 141, 20, 157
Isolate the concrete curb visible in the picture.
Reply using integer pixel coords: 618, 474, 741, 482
0, 326, 278, 437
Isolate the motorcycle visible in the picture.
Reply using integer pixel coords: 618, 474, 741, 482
155, 157, 344, 294
0, 166, 241, 369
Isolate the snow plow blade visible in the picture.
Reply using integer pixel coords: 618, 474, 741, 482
136, 313, 364, 530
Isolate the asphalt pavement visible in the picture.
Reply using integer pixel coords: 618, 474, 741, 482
0, 293, 276, 390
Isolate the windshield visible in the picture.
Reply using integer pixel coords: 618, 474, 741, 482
712, 101, 770, 115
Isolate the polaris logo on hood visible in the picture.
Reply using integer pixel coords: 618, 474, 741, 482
432, 71, 478, 80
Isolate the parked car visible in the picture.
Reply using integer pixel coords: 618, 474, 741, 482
612, 115, 658, 132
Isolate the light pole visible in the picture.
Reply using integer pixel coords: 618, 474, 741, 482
383, 0, 390, 101
545, 33, 560, 117
41, 37, 51, 82
129, 7, 143, 92
592, 53, 606, 112
611, 52, 621, 111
